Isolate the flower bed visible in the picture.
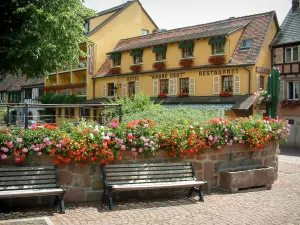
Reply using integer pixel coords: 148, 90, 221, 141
0, 117, 290, 165
109, 67, 121, 74
219, 91, 233, 97
179, 59, 193, 68
130, 65, 142, 73
158, 93, 168, 98
152, 62, 166, 70
281, 100, 300, 108
208, 55, 225, 65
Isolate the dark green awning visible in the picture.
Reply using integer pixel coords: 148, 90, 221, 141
152, 46, 167, 53
110, 53, 121, 59
209, 37, 226, 45
130, 49, 143, 56
178, 41, 194, 49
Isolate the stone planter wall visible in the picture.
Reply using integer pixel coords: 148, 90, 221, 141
1, 142, 279, 203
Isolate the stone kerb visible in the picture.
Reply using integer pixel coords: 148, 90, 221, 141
2, 142, 279, 203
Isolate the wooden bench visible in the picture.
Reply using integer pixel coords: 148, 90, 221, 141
0, 166, 66, 213
102, 162, 207, 209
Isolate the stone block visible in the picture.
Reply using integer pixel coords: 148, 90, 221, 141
195, 155, 207, 161
121, 150, 134, 160
218, 153, 230, 161
58, 171, 73, 186
196, 171, 203, 180
92, 177, 104, 190
204, 162, 214, 180
64, 188, 86, 203
86, 191, 103, 202
67, 164, 90, 175
73, 175, 91, 187
58, 163, 67, 171
89, 164, 97, 176
264, 156, 276, 167
209, 155, 217, 161
234, 152, 247, 159
194, 162, 202, 171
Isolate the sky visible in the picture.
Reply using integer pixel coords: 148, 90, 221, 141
84, 0, 292, 30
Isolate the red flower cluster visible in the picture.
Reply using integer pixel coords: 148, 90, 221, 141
219, 91, 233, 97
179, 59, 193, 68
178, 93, 189, 97
109, 67, 121, 74
158, 93, 168, 98
281, 100, 300, 108
208, 55, 225, 65
152, 62, 166, 70
43, 83, 86, 91
130, 65, 142, 73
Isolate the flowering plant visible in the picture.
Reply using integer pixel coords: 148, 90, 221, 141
130, 65, 142, 73
152, 62, 166, 70
219, 91, 233, 97
281, 100, 300, 108
208, 55, 225, 65
179, 59, 193, 68
254, 90, 271, 109
178, 93, 189, 97
158, 93, 168, 98
109, 67, 121, 74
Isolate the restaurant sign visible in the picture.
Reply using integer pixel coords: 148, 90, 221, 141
199, 68, 239, 76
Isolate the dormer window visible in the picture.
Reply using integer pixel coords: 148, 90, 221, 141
178, 42, 194, 58
110, 53, 121, 67
209, 37, 226, 55
240, 39, 252, 50
130, 49, 143, 64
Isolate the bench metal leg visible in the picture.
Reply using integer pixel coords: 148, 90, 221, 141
108, 187, 114, 210
188, 187, 194, 197
59, 196, 65, 213
198, 186, 204, 202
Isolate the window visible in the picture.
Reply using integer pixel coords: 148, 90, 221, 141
212, 43, 225, 55
182, 48, 194, 58
287, 81, 300, 100
160, 79, 169, 94
180, 78, 189, 94
285, 47, 298, 62
81, 108, 90, 119
240, 39, 252, 50
24, 89, 32, 99
156, 52, 166, 61
260, 76, 265, 90
64, 108, 74, 118
113, 58, 121, 67
38, 88, 44, 97
141, 29, 149, 35
134, 55, 143, 64
107, 83, 115, 97
0, 92, 5, 103
222, 76, 233, 92
287, 119, 294, 125
84, 22, 89, 33
128, 82, 135, 96
57, 108, 62, 117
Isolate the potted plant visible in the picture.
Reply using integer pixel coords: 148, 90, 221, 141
109, 67, 121, 74
158, 93, 168, 98
220, 91, 233, 97
281, 100, 300, 108
179, 59, 193, 68
153, 62, 166, 70
130, 65, 142, 73
254, 90, 271, 110
208, 55, 226, 65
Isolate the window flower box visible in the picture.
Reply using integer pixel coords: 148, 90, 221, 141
109, 67, 121, 74
179, 59, 193, 68
130, 65, 142, 73
178, 93, 189, 97
158, 93, 168, 98
281, 100, 300, 108
208, 55, 226, 65
153, 62, 166, 70
254, 90, 271, 109
220, 91, 233, 97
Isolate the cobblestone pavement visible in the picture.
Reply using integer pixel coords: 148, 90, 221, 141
1, 146, 300, 225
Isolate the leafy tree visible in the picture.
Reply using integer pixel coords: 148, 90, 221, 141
0, 0, 94, 79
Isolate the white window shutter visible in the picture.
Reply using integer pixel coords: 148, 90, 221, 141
114, 82, 117, 97
153, 80, 158, 96
256, 75, 260, 91
275, 48, 283, 64
169, 79, 174, 95
213, 75, 220, 94
233, 75, 240, 94
279, 80, 284, 100
173, 79, 178, 95
122, 82, 126, 97
189, 77, 195, 95
135, 81, 140, 93
102, 83, 106, 97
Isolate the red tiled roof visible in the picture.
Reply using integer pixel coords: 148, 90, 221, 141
94, 11, 277, 78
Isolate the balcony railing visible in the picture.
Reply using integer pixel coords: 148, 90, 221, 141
73, 60, 87, 70
51, 60, 88, 74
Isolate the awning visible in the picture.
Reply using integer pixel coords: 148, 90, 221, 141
209, 37, 226, 45
110, 53, 121, 59
152, 46, 167, 53
130, 49, 143, 56
178, 41, 194, 49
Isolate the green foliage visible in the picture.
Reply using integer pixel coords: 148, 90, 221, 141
0, 0, 95, 79
40, 92, 85, 104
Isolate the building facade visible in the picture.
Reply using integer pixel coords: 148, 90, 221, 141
272, 0, 300, 147
91, 11, 279, 117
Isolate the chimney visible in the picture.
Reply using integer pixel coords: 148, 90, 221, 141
292, 0, 299, 11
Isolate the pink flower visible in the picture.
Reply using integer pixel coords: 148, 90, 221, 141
217, 146, 222, 150
208, 135, 213, 141
228, 142, 233, 147
1, 154, 7, 159
131, 148, 136, 152
22, 148, 28, 153
109, 122, 118, 129
233, 137, 238, 141
128, 133, 133, 137
16, 138, 23, 144
37, 152, 42, 156
1, 147, 9, 152
139, 148, 143, 153
154, 134, 158, 138
6, 142, 13, 149
121, 145, 126, 150
144, 124, 149, 128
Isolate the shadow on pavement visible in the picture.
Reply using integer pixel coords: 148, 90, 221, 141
279, 145, 300, 157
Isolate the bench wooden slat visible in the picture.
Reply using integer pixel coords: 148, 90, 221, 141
106, 169, 193, 177
0, 188, 64, 198
112, 180, 206, 191
0, 166, 54, 172
0, 179, 56, 186
0, 170, 55, 177
106, 173, 193, 181
107, 177, 194, 185
0, 184, 57, 191
105, 166, 192, 172
105, 162, 191, 168
0, 175, 56, 182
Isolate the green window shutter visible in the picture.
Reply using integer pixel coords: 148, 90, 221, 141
209, 37, 226, 45
178, 41, 194, 49
130, 49, 143, 56
110, 53, 121, 59
152, 46, 167, 53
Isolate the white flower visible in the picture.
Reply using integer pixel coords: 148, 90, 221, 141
94, 125, 99, 132
90, 133, 94, 140
101, 132, 105, 136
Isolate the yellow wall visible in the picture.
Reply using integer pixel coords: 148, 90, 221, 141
87, 1, 158, 99
89, 12, 116, 32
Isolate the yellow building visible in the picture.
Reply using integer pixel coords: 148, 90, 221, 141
92, 11, 279, 117
45, 0, 158, 124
